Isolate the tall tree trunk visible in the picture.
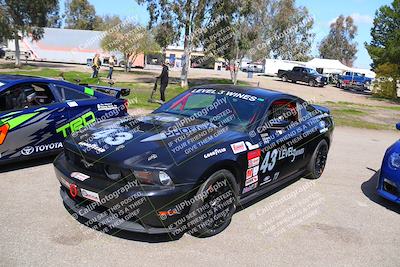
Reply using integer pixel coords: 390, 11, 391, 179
14, 31, 21, 67
180, 16, 191, 88
124, 53, 128, 72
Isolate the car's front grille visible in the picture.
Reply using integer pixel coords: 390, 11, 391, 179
64, 149, 135, 183
384, 181, 399, 197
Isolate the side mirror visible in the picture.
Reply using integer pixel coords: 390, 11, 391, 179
396, 122, 400, 131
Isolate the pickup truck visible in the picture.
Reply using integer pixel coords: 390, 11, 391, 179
336, 71, 372, 91
278, 67, 327, 87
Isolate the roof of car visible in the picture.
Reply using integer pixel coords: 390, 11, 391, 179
0, 74, 49, 83
190, 84, 288, 99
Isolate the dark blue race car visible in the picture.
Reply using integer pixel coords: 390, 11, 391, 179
377, 122, 400, 204
54, 85, 334, 237
0, 75, 129, 164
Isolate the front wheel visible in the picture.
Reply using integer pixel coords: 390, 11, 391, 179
308, 79, 316, 87
189, 170, 238, 238
305, 140, 329, 179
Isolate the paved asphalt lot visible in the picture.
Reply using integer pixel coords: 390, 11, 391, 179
0, 126, 399, 266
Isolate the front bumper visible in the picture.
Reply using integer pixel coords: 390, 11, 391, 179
54, 152, 197, 234
377, 170, 400, 204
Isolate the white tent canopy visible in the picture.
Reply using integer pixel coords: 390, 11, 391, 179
305, 58, 351, 74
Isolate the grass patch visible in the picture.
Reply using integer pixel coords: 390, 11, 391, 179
319, 101, 397, 130
332, 116, 393, 130
0, 68, 248, 110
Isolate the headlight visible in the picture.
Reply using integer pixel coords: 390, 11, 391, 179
389, 152, 400, 170
133, 170, 174, 186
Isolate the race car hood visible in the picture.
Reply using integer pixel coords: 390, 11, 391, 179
63, 112, 244, 168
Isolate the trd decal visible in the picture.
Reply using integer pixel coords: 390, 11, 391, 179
56, 111, 96, 137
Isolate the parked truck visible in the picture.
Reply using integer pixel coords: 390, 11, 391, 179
277, 66, 327, 87
336, 71, 372, 91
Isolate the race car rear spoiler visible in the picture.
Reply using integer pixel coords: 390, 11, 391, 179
80, 84, 130, 98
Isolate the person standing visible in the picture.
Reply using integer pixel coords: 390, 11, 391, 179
107, 55, 115, 79
91, 54, 101, 78
158, 62, 169, 102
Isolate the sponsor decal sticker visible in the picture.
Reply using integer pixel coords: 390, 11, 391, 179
84, 87, 95, 96
21, 142, 63, 156
253, 166, 259, 176
56, 111, 96, 137
248, 157, 260, 168
319, 121, 328, 133
231, 141, 247, 154
191, 88, 258, 102
97, 103, 118, 111
273, 171, 280, 181
247, 149, 261, 160
242, 183, 257, 194
67, 101, 78, 107
21, 146, 34, 156
245, 175, 258, 187
71, 172, 90, 181
80, 188, 100, 202
78, 141, 106, 153
246, 169, 253, 179
245, 141, 259, 150
204, 148, 227, 159
260, 175, 272, 186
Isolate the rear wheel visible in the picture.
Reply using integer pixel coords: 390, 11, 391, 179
305, 140, 329, 179
189, 170, 238, 238
282, 75, 288, 82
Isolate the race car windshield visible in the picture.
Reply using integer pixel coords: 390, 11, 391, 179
157, 89, 265, 127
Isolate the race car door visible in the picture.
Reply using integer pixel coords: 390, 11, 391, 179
0, 82, 67, 161
257, 98, 307, 187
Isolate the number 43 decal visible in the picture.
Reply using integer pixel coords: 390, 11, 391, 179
260, 149, 278, 173
92, 128, 133, 146
0, 124, 10, 145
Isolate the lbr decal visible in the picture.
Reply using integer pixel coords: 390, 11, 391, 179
56, 111, 96, 137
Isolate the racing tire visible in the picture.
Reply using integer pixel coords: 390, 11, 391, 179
188, 170, 238, 238
305, 140, 329, 179
282, 75, 288, 82
308, 79, 316, 87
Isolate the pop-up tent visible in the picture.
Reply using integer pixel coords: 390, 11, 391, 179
305, 58, 351, 74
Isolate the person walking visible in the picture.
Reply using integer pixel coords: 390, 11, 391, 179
91, 54, 101, 78
107, 55, 115, 79
158, 62, 169, 102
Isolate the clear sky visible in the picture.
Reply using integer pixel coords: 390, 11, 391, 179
60, 0, 392, 69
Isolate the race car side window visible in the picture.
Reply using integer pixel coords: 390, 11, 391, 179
297, 101, 317, 122
55, 85, 94, 101
0, 83, 55, 112
266, 99, 299, 124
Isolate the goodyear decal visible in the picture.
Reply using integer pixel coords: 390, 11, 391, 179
56, 111, 96, 137
0, 108, 47, 145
